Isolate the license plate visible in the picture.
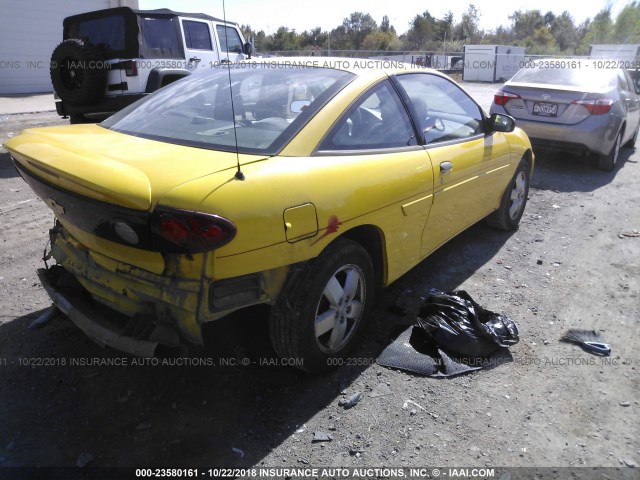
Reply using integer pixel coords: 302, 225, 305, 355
532, 102, 558, 117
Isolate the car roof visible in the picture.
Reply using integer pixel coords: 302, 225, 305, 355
235, 56, 448, 77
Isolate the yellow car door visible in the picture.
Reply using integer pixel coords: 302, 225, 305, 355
314, 79, 435, 282
422, 135, 511, 256
394, 73, 512, 257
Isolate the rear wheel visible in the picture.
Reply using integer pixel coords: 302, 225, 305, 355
597, 132, 621, 171
486, 157, 531, 231
269, 239, 374, 374
69, 114, 94, 124
625, 123, 639, 149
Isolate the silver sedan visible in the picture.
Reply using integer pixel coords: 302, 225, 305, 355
490, 59, 640, 171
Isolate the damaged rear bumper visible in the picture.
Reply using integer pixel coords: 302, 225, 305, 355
38, 267, 187, 357
38, 225, 289, 357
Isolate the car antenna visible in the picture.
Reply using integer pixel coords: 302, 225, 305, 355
222, 0, 245, 181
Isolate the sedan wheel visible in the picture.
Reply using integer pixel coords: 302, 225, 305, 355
625, 123, 639, 149
597, 132, 621, 171
269, 239, 374, 373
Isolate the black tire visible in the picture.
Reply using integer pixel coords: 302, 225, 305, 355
69, 114, 94, 124
597, 131, 621, 171
50, 39, 107, 106
486, 157, 531, 231
625, 123, 639, 149
269, 239, 375, 374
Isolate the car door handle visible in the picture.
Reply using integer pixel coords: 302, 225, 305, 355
189, 57, 201, 64
440, 161, 453, 174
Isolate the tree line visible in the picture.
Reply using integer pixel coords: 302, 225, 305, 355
240, 2, 640, 54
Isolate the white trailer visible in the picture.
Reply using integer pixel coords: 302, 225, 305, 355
589, 44, 640, 63
463, 45, 525, 82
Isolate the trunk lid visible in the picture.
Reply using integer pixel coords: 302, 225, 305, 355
501, 83, 617, 125
5, 124, 267, 275
6, 124, 266, 210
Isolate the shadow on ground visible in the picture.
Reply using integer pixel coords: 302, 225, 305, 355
531, 147, 636, 193
0, 152, 19, 179
0, 219, 513, 469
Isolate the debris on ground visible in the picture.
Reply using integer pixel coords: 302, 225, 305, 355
378, 289, 518, 377
560, 329, 611, 356
312, 432, 333, 443
339, 392, 362, 409
402, 399, 425, 411
28, 305, 58, 329
232, 447, 245, 458
417, 289, 519, 358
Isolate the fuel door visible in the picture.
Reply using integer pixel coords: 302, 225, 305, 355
283, 203, 318, 243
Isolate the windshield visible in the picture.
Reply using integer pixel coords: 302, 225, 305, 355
102, 65, 354, 155
511, 64, 616, 90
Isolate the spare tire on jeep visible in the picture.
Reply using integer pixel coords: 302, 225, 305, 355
50, 39, 108, 106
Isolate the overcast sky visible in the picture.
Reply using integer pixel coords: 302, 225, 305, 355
139, 0, 631, 35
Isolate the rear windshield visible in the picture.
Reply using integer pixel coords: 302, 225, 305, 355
65, 13, 183, 59
66, 15, 126, 54
102, 65, 354, 155
511, 64, 616, 90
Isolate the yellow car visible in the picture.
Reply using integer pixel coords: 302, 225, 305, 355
5, 59, 533, 373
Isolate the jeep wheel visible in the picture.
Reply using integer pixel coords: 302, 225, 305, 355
69, 114, 94, 124
50, 39, 107, 106
269, 239, 374, 374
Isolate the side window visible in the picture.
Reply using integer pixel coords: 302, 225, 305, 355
140, 17, 183, 59
183, 20, 213, 50
216, 25, 244, 54
396, 73, 485, 144
319, 81, 417, 150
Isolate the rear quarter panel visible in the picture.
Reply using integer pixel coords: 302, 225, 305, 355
160, 148, 435, 284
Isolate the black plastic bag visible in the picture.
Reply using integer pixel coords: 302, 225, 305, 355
416, 289, 519, 358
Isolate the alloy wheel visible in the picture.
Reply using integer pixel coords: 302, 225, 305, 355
314, 264, 365, 353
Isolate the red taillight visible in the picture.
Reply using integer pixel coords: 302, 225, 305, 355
571, 99, 614, 115
123, 60, 138, 77
159, 218, 190, 242
152, 207, 236, 253
494, 90, 521, 106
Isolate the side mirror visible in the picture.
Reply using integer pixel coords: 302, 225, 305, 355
489, 113, 515, 133
243, 42, 253, 58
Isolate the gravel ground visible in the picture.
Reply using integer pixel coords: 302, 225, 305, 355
0, 87, 638, 480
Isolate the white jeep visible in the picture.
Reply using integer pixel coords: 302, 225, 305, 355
50, 7, 251, 123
